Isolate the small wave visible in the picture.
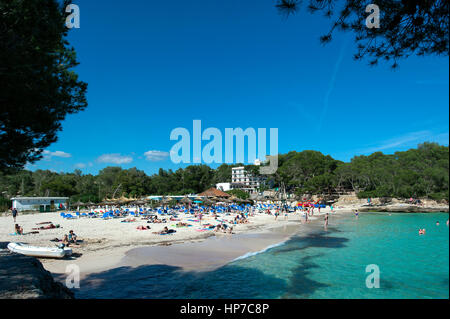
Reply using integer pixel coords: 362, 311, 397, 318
232, 240, 287, 262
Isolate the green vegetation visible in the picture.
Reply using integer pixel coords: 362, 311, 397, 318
269, 142, 448, 201
0, 0, 87, 171
276, 0, 449, 68
226, 189, 250, 200
0, 143, 448, 211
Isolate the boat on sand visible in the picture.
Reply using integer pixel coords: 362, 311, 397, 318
7, 242, 72, 259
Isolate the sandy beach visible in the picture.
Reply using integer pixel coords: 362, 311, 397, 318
1, 202, 447, 282
0, 207, 326, 277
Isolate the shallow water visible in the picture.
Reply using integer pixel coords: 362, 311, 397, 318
75, 212, 449, 299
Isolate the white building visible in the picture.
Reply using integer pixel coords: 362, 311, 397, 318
216, 182, 231, 192
11, 197, 69, 212
231, 166, 265, 194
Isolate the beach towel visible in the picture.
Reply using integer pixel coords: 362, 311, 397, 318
159, 230, 176, 235
121, 219, 136, 223
9, 231, 38, 236
32, 225, 59, 230
172, 224, 193, 228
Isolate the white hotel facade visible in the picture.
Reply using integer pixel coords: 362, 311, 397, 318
231, 166, 265, 194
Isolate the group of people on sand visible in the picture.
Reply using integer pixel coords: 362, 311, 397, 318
214, 223, 233, 234
53, 230, 79, 248
145, 215, 167, 224
11, 208, 23, 235
233, 213, 249, 224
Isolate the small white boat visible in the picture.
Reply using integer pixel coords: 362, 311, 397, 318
7, 242, 72, 259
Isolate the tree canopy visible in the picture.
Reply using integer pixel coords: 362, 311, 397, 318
276, 0, 449, 68
0, 143, 448, 211
0, 0, 87, 171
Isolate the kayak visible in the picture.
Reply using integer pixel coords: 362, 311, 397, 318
7, 242, 72, 259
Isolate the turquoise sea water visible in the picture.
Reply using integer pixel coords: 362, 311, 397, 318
77, 213, 449, 299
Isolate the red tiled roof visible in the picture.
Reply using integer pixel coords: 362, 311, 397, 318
198, 188, 231, 198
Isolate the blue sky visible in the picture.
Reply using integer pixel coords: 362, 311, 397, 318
29, 0, 449, 174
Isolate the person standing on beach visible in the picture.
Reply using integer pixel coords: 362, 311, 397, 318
324, 213, 329, 229
12, 207, 18, 223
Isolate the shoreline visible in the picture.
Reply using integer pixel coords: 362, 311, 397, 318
42, 216, 315, 278
1, 203, 447, 285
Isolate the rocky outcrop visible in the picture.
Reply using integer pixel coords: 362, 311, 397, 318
358, 204, 449, 213
333, 195, 449, 213
0, 246, 74, 299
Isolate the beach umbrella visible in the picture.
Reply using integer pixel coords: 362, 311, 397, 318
180, 197, 192, 204
203, 198, 214, 206
159, 196, 170, 204
71, 201, 85, 207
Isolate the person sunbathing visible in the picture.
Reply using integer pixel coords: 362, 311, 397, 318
152, 226, 175, 235
137, 225, 151, 230
32, 223, 59, 230
14, 224, 23, 235
176, 222, 189, 227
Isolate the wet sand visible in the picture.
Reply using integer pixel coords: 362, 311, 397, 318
45, 219, 309, 279
119, 222, 303, 271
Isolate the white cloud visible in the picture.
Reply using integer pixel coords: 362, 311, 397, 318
97, 153, 133, 165
144, 150, 169, 162
74, 163, 86, 169
42, 150, 72, 159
